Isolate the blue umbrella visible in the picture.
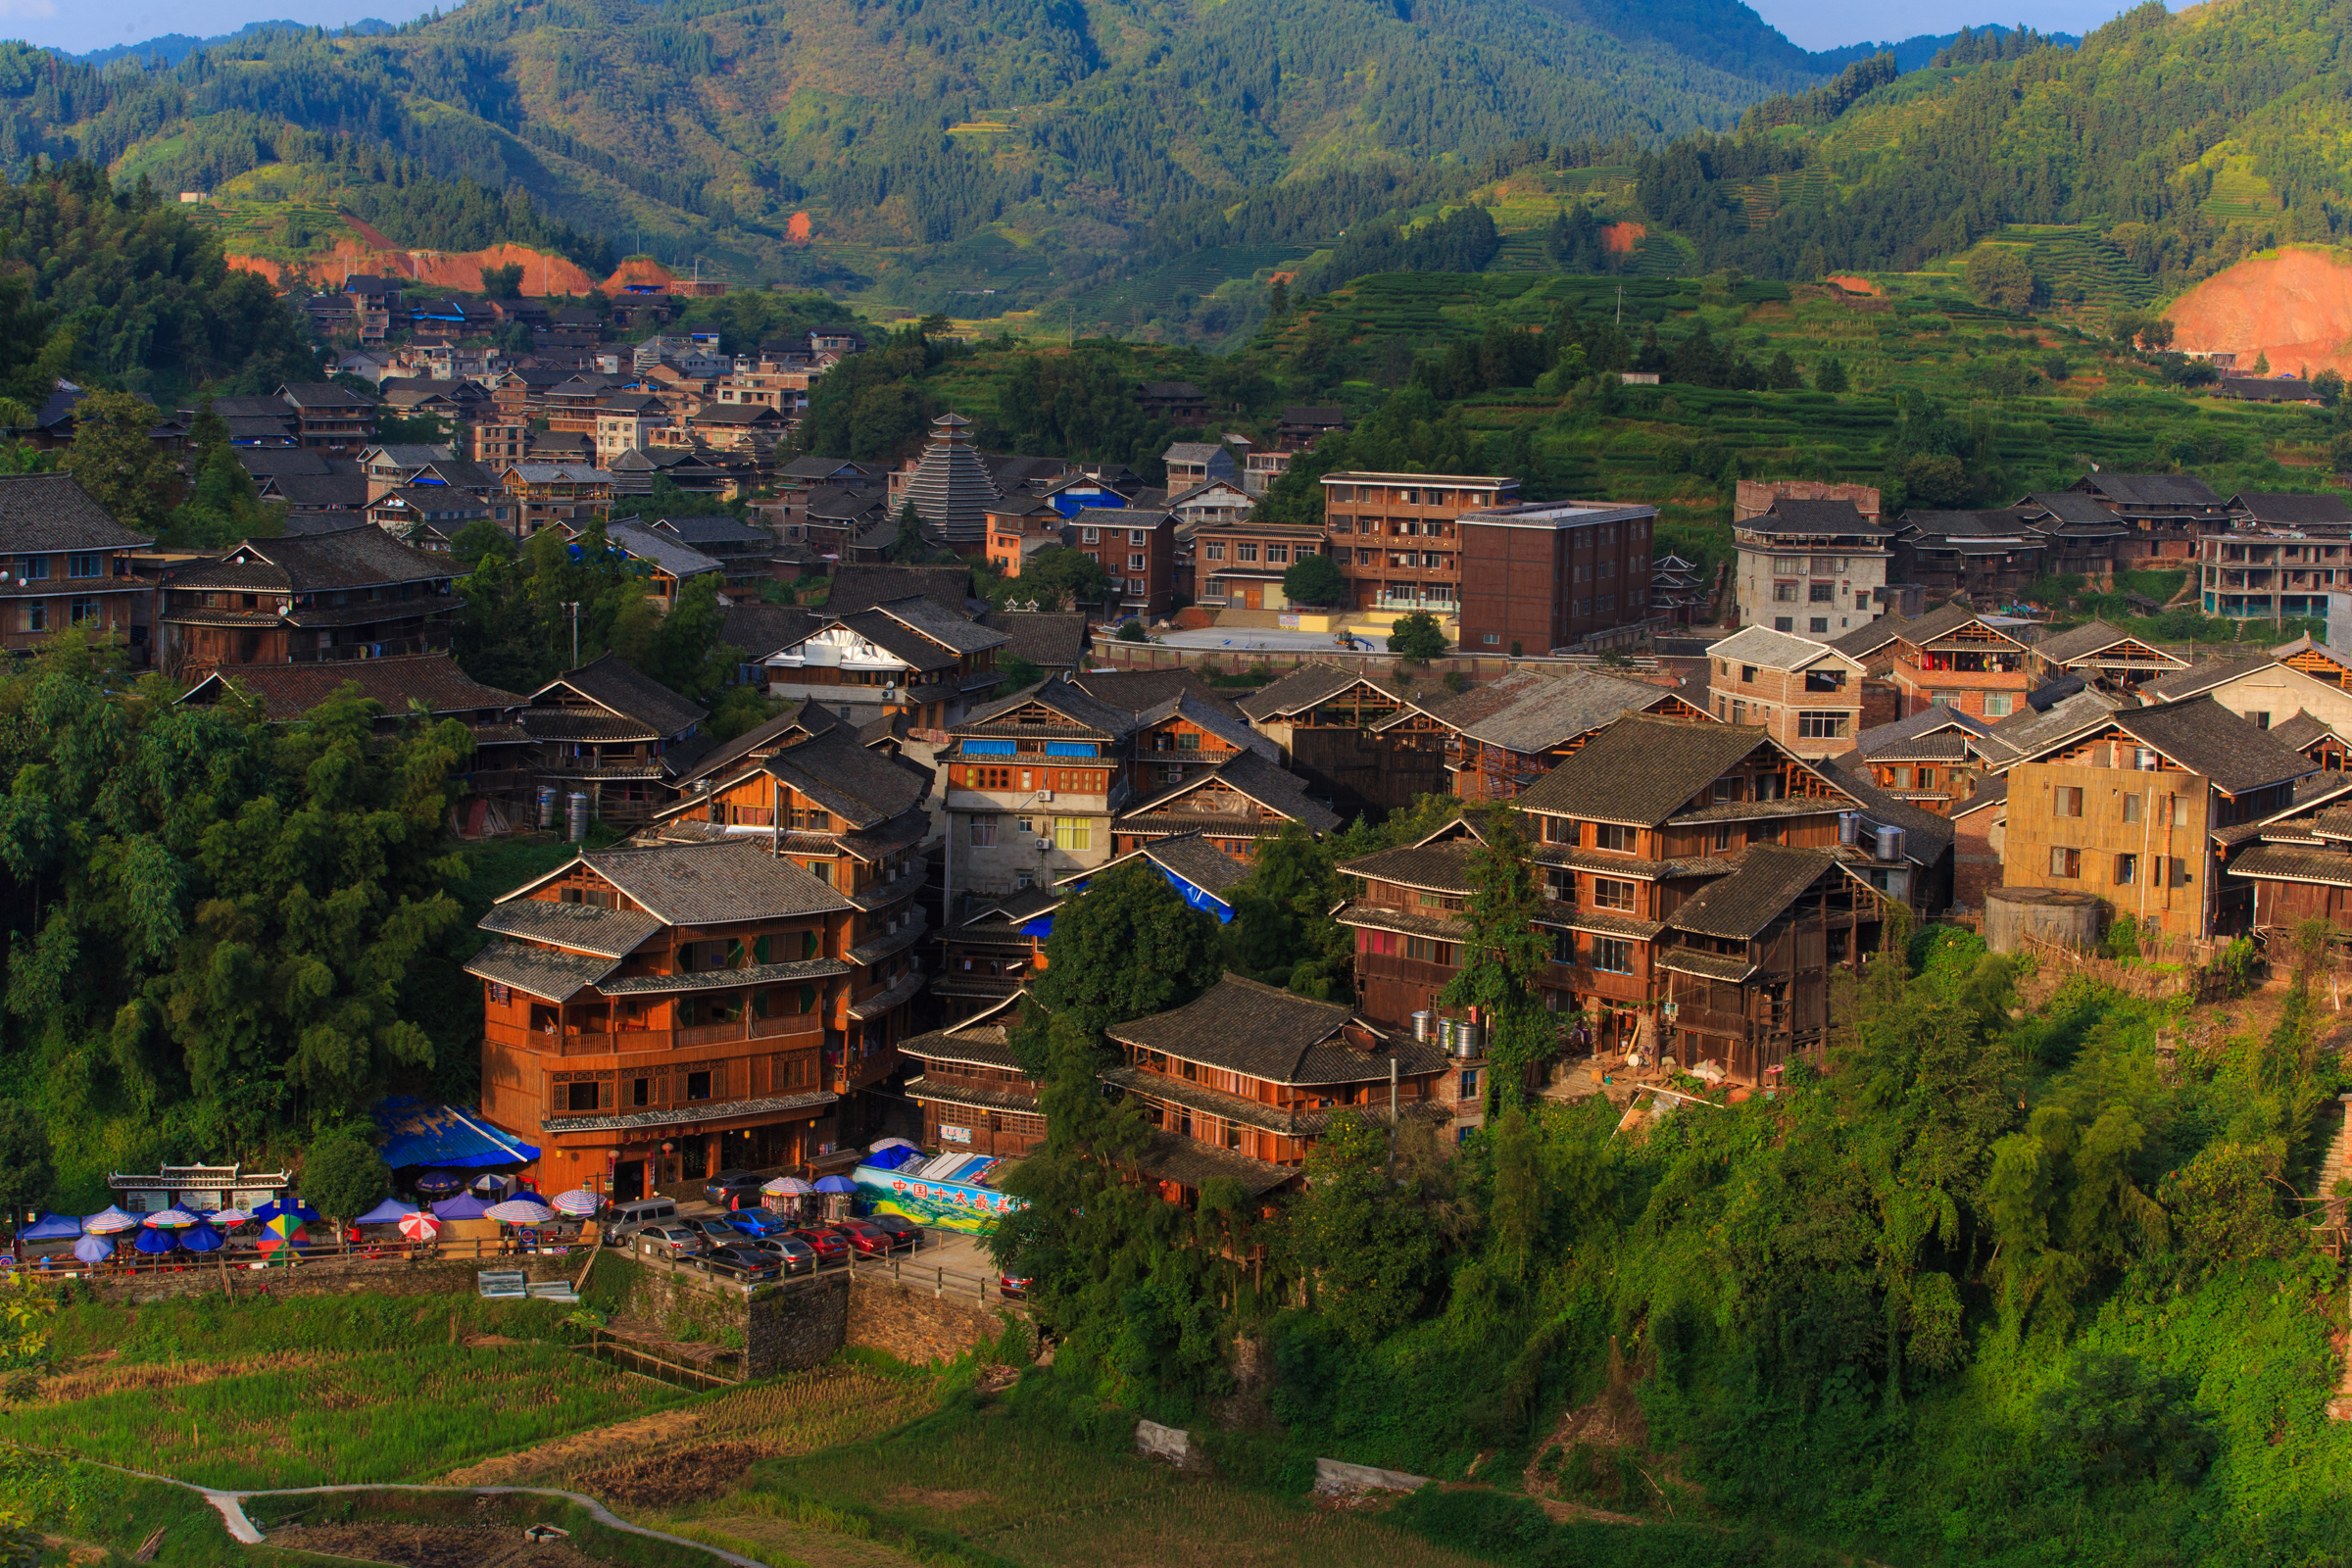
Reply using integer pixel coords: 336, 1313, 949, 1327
812, 1175, 858, 1194
178, 1224, 223, 1254
413, 1169, 467, 1195
251, 1199, 324, 1225
72, 1234, 114, 1264
131, 1227, 177, 1255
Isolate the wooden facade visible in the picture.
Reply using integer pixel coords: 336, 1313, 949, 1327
1891, 606, 2034, 720
900, 996, 1048, 1158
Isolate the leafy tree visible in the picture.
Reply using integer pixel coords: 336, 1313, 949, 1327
0, 1104, 52, 1220
1114, 620, 1149, 643
1224, 820, 1355, 997
993, 654, 1044, 697
1283, 551, 1348, 607
302, 1134, 388, 1226
1277, 1112, 1444, 1344
1388, 610, 1447, 661
1020, 860, 1223, 1071
61, 391, 179, 534
1016, 548, 1113, 612
1815, 356, 1849, 394
479, 263, 524, 299
2037, 1350, 2219, 1487
1439, 811, 1552, 1106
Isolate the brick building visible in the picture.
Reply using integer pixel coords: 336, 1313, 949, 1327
1701, 625, 1866, 760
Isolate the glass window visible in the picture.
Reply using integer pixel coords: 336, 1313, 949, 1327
1130, 529, 1146, 545
686, 1070, 711, 1101
1237, 544, 1259, 563
1593, 938, 1633, 974
68, 553, 102, 578
69, 598, 99, 627
1809, 582, 1834, 603
1984, 694, 2013, 717
1592, 878, 1636, 912
2053, 786, 2083, 817
1595, 823, 1634, 852
1053, 816, 1092, 852
1205, 543, 1225, 562
968, 816, 998, 848
1797, 711, 1847, 739
1082, 527, 1100, 543
1543, 816, 1579, 845
2048, 846, 2081, 878
2123, 793, 2143, 824
1266, 545, 1289, 564
1773, 581, 1798, 602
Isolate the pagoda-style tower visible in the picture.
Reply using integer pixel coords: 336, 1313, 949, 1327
903, 413, 1002, 550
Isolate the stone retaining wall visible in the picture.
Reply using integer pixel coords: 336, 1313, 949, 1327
75, 1252, 579, 1305
847, 1272, 1022, 1366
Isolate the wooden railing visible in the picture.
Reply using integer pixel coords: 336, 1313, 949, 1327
8, 1232, 582, 1280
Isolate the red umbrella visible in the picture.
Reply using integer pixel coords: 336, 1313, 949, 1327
398, 1211, 441, 1243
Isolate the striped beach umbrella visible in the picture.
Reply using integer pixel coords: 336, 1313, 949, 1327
72, 1234, 114, 1264
82, 1207, 141, 1235
485, 1199, 556, 1226
208, 1209, 250, 1228
550, 1190, 603, 1216
761, 1177, 813, 1196
397, 1210, 441, 1243
144, 1208, 201, 1229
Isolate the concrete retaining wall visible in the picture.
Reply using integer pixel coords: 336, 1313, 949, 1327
76, 1252, 580, 1305
1314, 1456, 1431, 1494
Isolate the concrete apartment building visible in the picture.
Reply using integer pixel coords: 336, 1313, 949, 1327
1702, 625, 1867, 759
1734, 497, 1894, 636
1320, 471, 1520, 615
1450, 498, 1660, 654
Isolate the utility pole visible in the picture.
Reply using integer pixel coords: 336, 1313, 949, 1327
564, 601, 581, 667
1387, 1054, 1398, 1181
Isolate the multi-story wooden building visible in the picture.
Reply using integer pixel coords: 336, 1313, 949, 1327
2001, 695, 2316, 941
1320, 470, 1518, 616
900, 994, 1048, 1158
1112, 748, 1340, 859
0, 473, 155, 661
277, 382, 378, 452
1237, 662, 1449, 817
2027, 619, 2187, 693
500, 462, 615, 536
2067, 472, 2230, 563
1890, 602, 2034, 720
756, 595, 1008, 731
157, 526, 459, 681
1702, 625, 1866, 760
468, 839, 854, 1202
933, 888, 1058, 1019
944, 677, 1140, 901
1102, 974, 1481, 1198
1843, 707, 1996, 816
1891, 509, 2046, 603
522, 653, 715, 826
1440, 665, 1709, 801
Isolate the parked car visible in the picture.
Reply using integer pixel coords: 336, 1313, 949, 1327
603, 1198, 678, 1246
999, 1271, 1031, 1299
706, 1170, 766, 1208
743, 1235, 818, 1276
636, 1224, 706, 1259
684, 1217, 742, 1246
862, 1214, 924, 1251
788, 1226, 851, 1263
726, 1209, 791, 1238
702, 1244, 783, 1283
827, 1218, 896, 1257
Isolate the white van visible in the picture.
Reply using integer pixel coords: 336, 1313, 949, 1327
604, 1198, 678, 1245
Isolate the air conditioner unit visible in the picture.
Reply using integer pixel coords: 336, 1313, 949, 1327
1038, 789, 1054, 802
1034, 838, 1052, 851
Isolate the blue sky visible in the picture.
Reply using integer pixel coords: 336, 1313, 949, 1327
15, 0, 2170, 61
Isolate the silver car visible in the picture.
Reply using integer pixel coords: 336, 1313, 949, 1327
636, 1223, 707, 1259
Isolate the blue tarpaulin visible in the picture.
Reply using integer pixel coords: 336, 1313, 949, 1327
372, 1097, 539, 1171
1057, 864, 1232, 924
1044, 742, 1098, 757
961, 739, 1015, 756
20, 1211, 80, 1241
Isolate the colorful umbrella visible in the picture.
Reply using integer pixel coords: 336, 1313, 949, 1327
869, 1137, 917, 1152
550, 1190, 603, 1216
430, 1193, 491, 1220
252, 1199, 323, 1226
131, 1227, 177, 1255
811, 1175, 858, 1194
413, 1169, 466, 1194
72, 1234, 114, 1264
469, 1173, 512, 1195
144, 1208, 201, 1229
208, 1209, 250, 1228
761, 1177, 813, 1196
82, 1207, 140, 1236
397, 1210, 442, 1243
178, 1224, 223, 1254
485, 1199, 555, 1225
256, 1214, 306, 1256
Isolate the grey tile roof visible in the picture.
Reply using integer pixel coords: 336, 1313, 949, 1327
829, 608, 963, 673
177, 653, 518, 721
1977, 689, 2125, 764
872, 595, 1008, 656
1893, 601, 2007, 648
898, 1004, 1023, 1072
1334, 902, 1471, 942
2141, 655, 2277, 702
982, 611, 1088, 670
905, 1075, 1040, 1113
464, 942, 617, 1001
1516, 716, 1773, 826
170, 527, 453, 594
955, 675, 1135, 740
723, 604, 822, 661
1461, 668, 1694, 754
476, 899, 663, 956
1337, 839, 1480, 894
1748, 498, 1888, 536
848, 967, 926, 1020
543, 1090, 837, 1135
1119, 749, 1341, 834
1704, 625, 1846, 671
532, 652, 706, 737
611, 521, 725, 580
2017, 490, 2122, 524
1067, 669, 1249, 720
2230, 492, 2352, 526
825, 564, 976, 618
2078, 473, 2225, 509
765, 728, 931, 828
2227, 844, 2352, 887
1237, 662, 1408, 721
595, 955, 852, 996
0, 474, 151, 552
2267, 710, 2340, 751
2034, 619, 2150, 665
1106, 973, 1441, 1084
1808, 759, 1954, 865
1951, 776, 2008, 818
1829, 615, 1909, 658
1850, 705, 1991, 758
665, 699, 838, 790
1078, 833, 1250, 901
2117, 696, 2318, 796
1665, 845, 1842, 939
1129, 1130, 1298, 1196
579, 839, 854, 924
1653, 948, 1758, 982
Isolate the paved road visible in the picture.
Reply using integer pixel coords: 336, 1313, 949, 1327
1151, 627, 1389, 652
76, 1462, 773, 1567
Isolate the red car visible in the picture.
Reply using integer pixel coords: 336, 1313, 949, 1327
826, 1218, 895, 1257
1000, 1272, 1031, 1300
788, 1226, 851, 1263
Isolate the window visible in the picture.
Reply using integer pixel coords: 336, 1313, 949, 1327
16, 555, 46, 580
1082, 526, 1100, 543
631, 1077, 649, 1106
1810, 556, 1842, 575
686, 1070, 712, 1101
1053, 816, 1092, 852
69, 598, 99, 627
1774, 617, 1793, 632
967, 764, 1013, 790
1266, 545, 1290, 564
1810, 617, 1830, 633
1773, 556, 1805, 573
1552, 928, 1576, 963
2250, 710, 2272, 730
20, 603, 44, 633
2048, 846, 2082, 878
2053, 786, 2083, 817
2171, 856, 2193, 886
1237, 543, 1259, 564
1130, 529, 1147, 546
1592, 877, 1636, 912
1595, 822, 1634, 852
1732, 700, 1747, 723
67, 553, 101, 578
1404, 936, 1452, 964
968, 816, 999, 848
1773, 581, 1799, 603
564, 1081, 600, 1112
2114, 853, 2138, 885
1984, 694, 2013, 717
1797, 711, 1848, 740
1593, 938, 1633, 973
1480, 631, 1500, 645
1809, 582, 1835, 603
1204, 543, 1225, 562
1740, 665, 1758, 683
2135, 748, 2160, 771
1128, 554, 1145, 569
1543, 816, 1579, 846
805, 860, 832, 886
2170, 793, 2189, 827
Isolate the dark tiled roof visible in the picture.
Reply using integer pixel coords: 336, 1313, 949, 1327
899, 1005, 1023, 1072
766, 728, 931, 828
578, 839, 854, 924
1079, 833, 1250, 901
1653, 948, 1758, 982
955, 675, 1135, 740
611, 521, 725, 580
2230, 492, 2352, 526
1516, 716, 1771, 826
1106, 973, 1442, 1084
1951, 776, 2008, 818
2017, 490, 2120, 524
722, 604, 822, 661
1893, 600, 2004, 648
905, 1076, 1039, 1113
2267, 710, 2340, 751
983, 611, 1088, 670
171, 528, 452, 594
533, 652, 706, 737
871, 595, 1007, 656
1237, 662, 1406, 721
1850, 705, 1991, 758
2141, 655, 2276, 702
1977, 690, 2125, 764
827, 564, 973, 617
543, 1090, 837, 1134
1066, 668, 1248, 720
463, 942, 616, 1001
1807, 759, 1954, 865
2077, 473, 2225, 509
666, 700, 838, 790
848, 967, 926, 1020
0, 473, 152, 551
476, 899, 663, 956
1665, 845, 1841, 939
2034, 619, 2144, 665
1750, 498, 1888, 536
2118, 697, 2317, 796
1337, 838, 1479, 895
1333, 902, 1470, 941
2228, 844, 2352, 887
262, 473, 370, 508
1128, 1130, 1298, 1196
180, 654, 518, 721
833, 608, 962, 672
278, 381, 377, 409
1829, 615, 1909, 658
1459, 668, 1687, 754
594, 955, 854, 997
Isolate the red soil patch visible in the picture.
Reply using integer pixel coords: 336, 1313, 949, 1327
599, 257, 679, 293
1602, 222, 1646, 255
786, 211, 814, 243
229, 237, 599, 296
2169, 245, 2352, 377
1827, 273, 1880, 296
